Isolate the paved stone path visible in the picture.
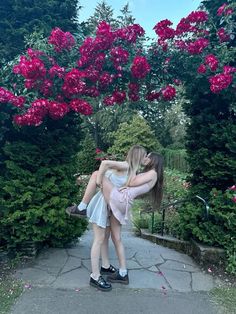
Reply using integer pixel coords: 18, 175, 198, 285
11, 225, 221, 314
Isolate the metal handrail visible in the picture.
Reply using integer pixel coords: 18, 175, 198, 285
140, 195, 210, 235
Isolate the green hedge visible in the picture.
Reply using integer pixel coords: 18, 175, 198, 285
0, 115, 88, 252
162, 149, 189, 173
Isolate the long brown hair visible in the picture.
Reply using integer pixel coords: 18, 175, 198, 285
143, 152, 164, 209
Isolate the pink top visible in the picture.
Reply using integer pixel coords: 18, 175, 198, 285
109, 183, 151, 225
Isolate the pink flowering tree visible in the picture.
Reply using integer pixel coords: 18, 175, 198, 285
0, 1, 235, 266
145, 0, 235, 273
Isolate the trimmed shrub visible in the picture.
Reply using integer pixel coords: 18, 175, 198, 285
108, 115, 162, 156
178, 187, 236, 273
0, 115, 88, 252
77, 133, 97, 174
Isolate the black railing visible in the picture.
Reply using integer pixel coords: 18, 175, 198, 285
140, 195, 210, 235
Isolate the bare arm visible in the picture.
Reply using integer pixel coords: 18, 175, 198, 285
96, 160, 128, 186
128, 170, 157, 187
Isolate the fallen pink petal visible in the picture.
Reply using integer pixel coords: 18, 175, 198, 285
24, 284, 32, 289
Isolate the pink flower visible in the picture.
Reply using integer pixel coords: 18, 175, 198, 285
217, 4, 233, 16
112, 90, 126, 104
48, 101, 69, 120
223, 66, 236, 75
205, 54, 219, 71
209, 73, 233, 93
197, 64, 207, 74
153, 19, 175, 40
131, 56, 151, 79
146, 91, 161, 101
114, 24, 145, 43
96, 148, 103, 154
186, 11, 208, 23
48, 28, 75, 52
187, 38, 209, 55
217, 3, 227, 16
103, 95, 115, 106
161, 85, 176, 101
69, 99, 93, 115
217, 28, 230, 43
228, 185, 236, 191
49, 65, 65, 78
110, 47, 129, 69
232, 196, 236, 203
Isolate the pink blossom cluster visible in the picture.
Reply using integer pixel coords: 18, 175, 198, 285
227, 185, 236, 203
128, 83, 140, 102
13, 99, 70, 126
205, 54, 219, 71
146, 85, 176, 102
209, 73, 233, 93
186, 38, 209, 55
62, 69, 86, 97
155, 11, 209, 51
114, 24, 145, 43
103, 90, 126, 106
146, 90, 160, 101
48, 27, 76, 52
98, 72, 114, 90
153, 19, 175, 40
0, 87, 25, 108
186, 11, 208, 23
110, 47, 129, 70
217, 28, 230, 43
13, 56, 46, 82
49, 65, 65, 78
69, 99, 93, 115
161, 85, 176, 101
217, 3, 233, 16
131, 56, 151, 79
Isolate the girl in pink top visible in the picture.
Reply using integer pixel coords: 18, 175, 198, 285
89, 152, 164, 291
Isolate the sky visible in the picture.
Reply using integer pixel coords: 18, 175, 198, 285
78, 0, 203, 38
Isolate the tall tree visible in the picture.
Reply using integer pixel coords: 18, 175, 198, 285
84, 1, 119, 35
0, 0, 80, 64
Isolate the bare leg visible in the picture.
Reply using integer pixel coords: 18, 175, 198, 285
101, 226, 111, 268
81, 171, 98, 204
90, 223, 106, 280
110, 214, 126, 269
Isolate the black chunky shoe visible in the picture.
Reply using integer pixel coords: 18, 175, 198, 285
100, 264, 117, 275
107, 271, 129, 285
65, 205, 87, 218
90, 276, 112, 291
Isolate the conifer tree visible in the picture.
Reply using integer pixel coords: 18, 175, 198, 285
0, 0, 80, 63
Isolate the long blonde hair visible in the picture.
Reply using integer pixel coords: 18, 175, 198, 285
125, 145, 147, 186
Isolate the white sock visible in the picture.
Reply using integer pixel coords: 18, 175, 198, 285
78, 202, 87, 211
90, 273, 99, 281
119, 269, 127, 277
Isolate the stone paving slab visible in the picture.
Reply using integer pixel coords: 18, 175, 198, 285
13, 228, 221, 293
158, 268, 192, 292
10, 287, 218, 314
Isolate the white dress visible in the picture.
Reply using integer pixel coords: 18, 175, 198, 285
87, 170, 128, 228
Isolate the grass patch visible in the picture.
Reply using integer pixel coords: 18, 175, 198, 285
210, 287, 236, 314
0, 258, 23, 314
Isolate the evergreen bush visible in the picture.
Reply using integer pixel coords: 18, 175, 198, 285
178, 186, 236, 273
0, 115, 88, 251
108, 115, 162, 156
